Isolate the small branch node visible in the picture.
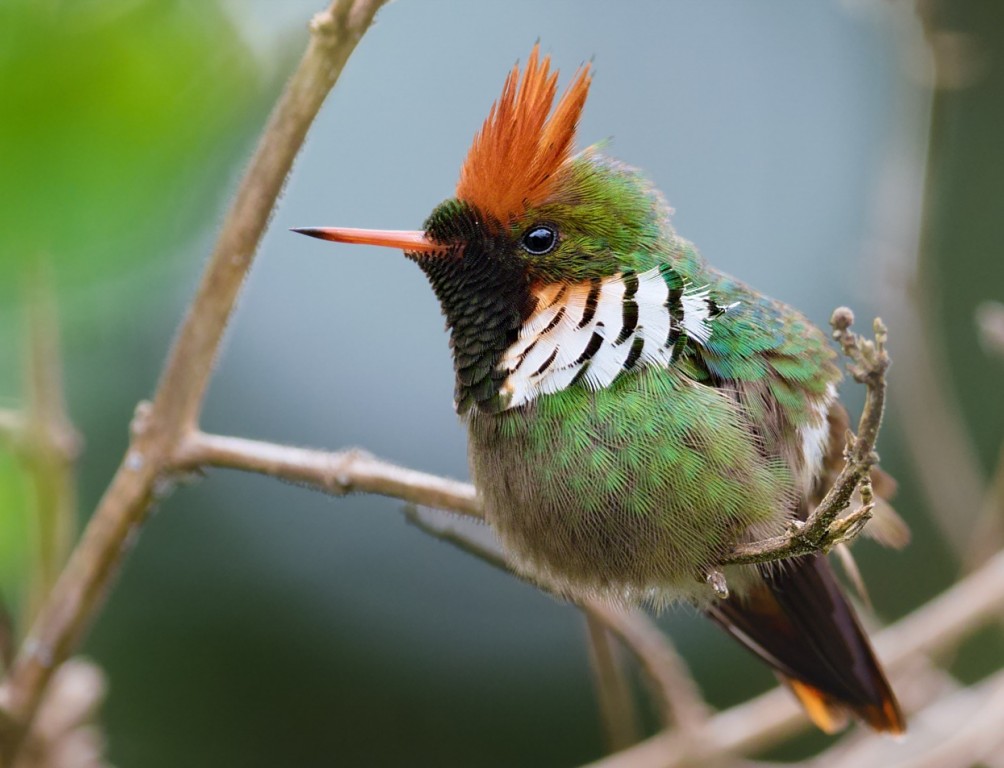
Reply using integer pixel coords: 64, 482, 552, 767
827, 503, 875, 548
130, 400, 153, 439
842, 430, 857, 461
124, 450, 145, 473
830, 305, 855, 334
860, 477, 874, 505
873, 316, 888, 349
310, 10, 339, 39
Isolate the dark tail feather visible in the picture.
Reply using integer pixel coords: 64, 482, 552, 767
705, 554, 905, 734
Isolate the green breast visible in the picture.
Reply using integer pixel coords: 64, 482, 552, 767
466, 364, 795, 602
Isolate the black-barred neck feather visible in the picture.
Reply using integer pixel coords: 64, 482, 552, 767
499, 267, 729, 409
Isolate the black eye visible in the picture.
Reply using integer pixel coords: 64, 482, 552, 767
520, 225, 558, 255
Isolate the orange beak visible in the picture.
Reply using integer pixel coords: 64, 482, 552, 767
291, 227, 444, 254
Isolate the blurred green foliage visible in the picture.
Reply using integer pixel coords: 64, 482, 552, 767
0, 0, 261, 297
0, 0, 269, 658
0, 453, 31, 625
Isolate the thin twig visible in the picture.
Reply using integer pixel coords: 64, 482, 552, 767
21, 273, 82, 620
406, 502, 1004, 766
585, 613, 642, 753
0, 2, 978, 765
403, 507, 707, 739
966, 442, 1004, 568
976, 301, 1004, 361
173, 430, 746, 736
0, 1, 389, 759
583, 602, 711, 735
723, 310, 889, 566
17, 325, 996, 768
145, 0, 389, 435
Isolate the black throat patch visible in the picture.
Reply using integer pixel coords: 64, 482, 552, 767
411, 201, 534, 414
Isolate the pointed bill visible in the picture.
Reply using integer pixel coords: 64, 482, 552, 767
291, 227, 445, 254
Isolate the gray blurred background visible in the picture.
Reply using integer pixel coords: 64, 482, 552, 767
1, 0, 1002, 765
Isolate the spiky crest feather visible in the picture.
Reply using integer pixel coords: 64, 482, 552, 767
456, 44, 591, 224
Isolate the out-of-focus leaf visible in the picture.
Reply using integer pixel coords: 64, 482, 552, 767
0, 0, 263, 296
0, 451, 31, 626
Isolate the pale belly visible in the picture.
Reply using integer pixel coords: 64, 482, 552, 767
464, 368, 793, 604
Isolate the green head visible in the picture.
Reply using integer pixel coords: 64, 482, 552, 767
294, 44, 687, 412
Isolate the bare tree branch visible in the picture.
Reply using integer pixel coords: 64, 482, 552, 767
0, 2, 994, 766
976, 301, 1004, 360
583, 602, 711, 735
0, 1, 389, 759
585, 614, 642, 753
147, 0, 389, 435
174, 431, 480, 517
13, 659, 110, 768
872, 544, 1004, 663
0, 277, 110, 766
0, 3, 992, 765
966, 442, 1004, 568
20, 274, 82, 620
870, 10, 989, 565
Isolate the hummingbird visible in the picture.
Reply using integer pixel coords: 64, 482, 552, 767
295, 45, 904, 735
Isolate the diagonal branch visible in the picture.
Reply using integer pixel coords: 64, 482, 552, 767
583, 601, 711, 735
148, 0, 390, 435
584, 613, 642, 753
402, 507, 708, 736
0, 1, 389, 760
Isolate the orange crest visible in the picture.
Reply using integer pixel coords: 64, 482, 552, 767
456, 44, 592, 225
